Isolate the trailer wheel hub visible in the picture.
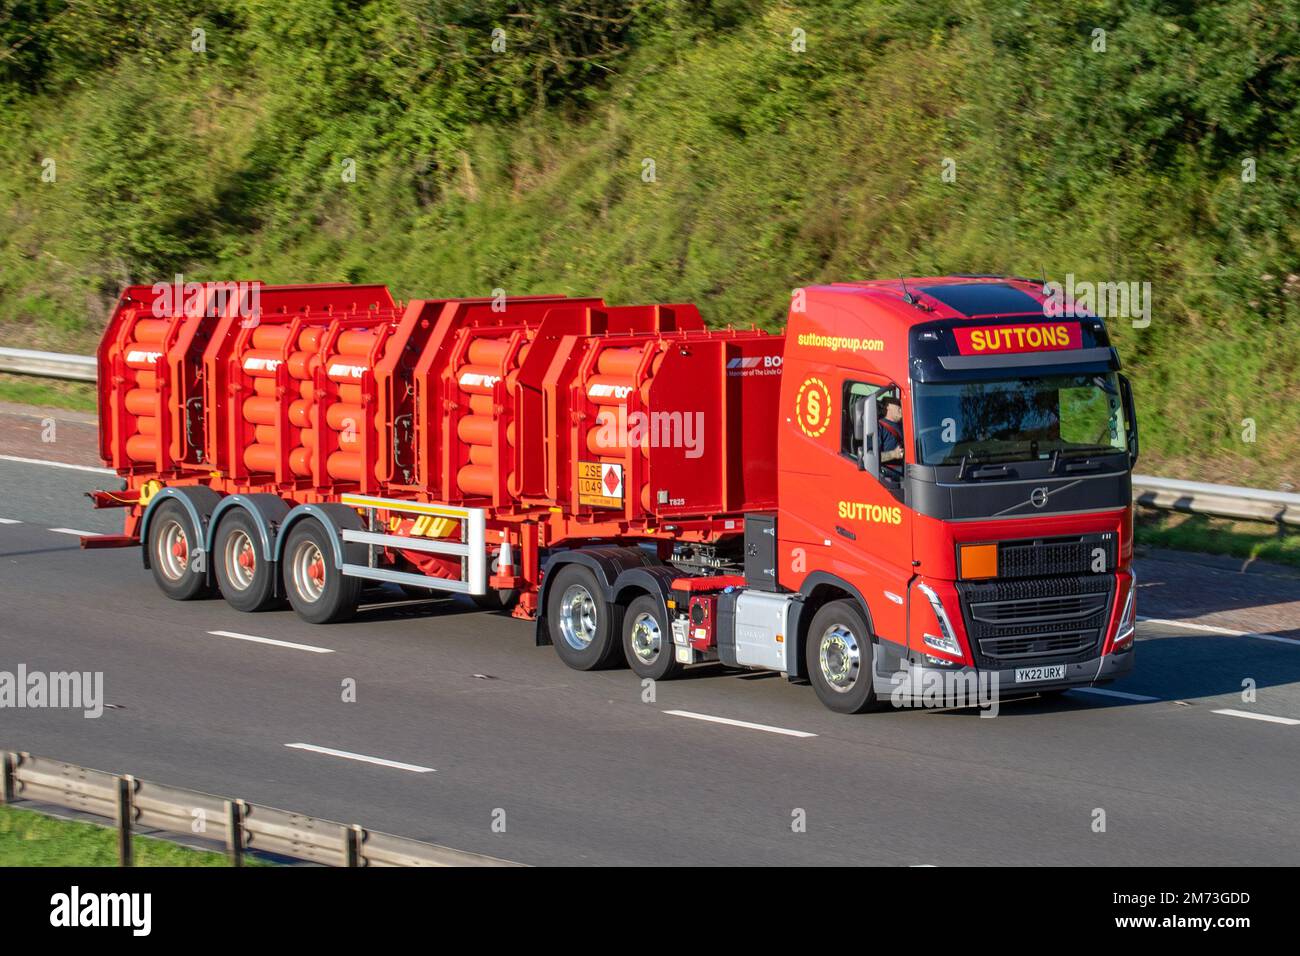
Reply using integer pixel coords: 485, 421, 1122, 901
224, 529, 257, 591
157, 520, 189, 582
292, 541, 327, 603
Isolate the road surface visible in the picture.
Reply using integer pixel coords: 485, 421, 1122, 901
1, 404, 1298, 865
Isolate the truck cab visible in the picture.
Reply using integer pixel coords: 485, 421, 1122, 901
776, 277, 1138, 712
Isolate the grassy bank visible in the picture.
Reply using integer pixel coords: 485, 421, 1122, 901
1, 2, 1297, 487
0, 372, 98, 413
1135, 509, 1300, 571
0, 803, 244, 867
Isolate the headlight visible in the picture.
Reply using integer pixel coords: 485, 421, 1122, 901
1113, 570, 1136, 651
917, 582, 963, 658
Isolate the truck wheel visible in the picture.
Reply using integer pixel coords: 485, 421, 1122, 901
548, 564, 624, 670
213, 509, 280, 612
622, 594, 682, 680
806, 600, 878, 714
282, 519, 362, 624
147, 499, 210, 601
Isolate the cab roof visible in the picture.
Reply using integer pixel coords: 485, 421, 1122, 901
823, 275, 1060, 326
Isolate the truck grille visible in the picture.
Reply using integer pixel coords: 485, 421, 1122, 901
996, 534, 1116, 578
957, 575, 1114, 666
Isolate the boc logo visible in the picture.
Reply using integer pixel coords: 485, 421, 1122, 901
795, 376, 832, 438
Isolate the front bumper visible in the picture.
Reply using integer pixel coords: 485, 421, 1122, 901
876, 644, 1135, 704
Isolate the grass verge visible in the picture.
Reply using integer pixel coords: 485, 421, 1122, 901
0, 373, 98, 414
0, 803, 255, 867
1135, 510, 1300, 571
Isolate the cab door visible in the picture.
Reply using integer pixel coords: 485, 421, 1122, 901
777, 366, 913, 651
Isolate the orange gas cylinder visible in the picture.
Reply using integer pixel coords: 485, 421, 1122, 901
457, 415, 494, 446
325, 403, 365, 430
244, 444, 277, 472
286, 350, 316, 379
467, 338, 510, 366
596, 348, 642, 378
585, 375, 634, 405
289, 447, 312, 476
327, 451, 362, 481
124, 389, 155, 416
455, 365, 499, 394
251, 325, 291, 350
297, 327, 324, 352
336, 330, 375, 356
132, 319, 170, 343
242, 396, 278, 425
124, 346, 162, 371
457, 464, 494, 496
240, 349, 283, 377
126, 434, 157, 461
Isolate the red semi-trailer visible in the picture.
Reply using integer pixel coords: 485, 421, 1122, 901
89, 276, 1139, 713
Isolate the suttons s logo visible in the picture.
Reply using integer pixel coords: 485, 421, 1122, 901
838, 500, 903, 525
794, 377, 832, 438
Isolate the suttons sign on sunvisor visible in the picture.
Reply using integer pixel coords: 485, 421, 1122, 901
952, 322, 1082, 356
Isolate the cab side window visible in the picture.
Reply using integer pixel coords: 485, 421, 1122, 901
842, 381, 904, 481
842, 381, 874, 464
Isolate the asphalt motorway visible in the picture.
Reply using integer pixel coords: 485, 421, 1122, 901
2, 452, 1299, 866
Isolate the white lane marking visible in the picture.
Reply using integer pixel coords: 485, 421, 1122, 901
663, 709, 817, 738
1139, 615, 1300, 647
207, 630, 334, 654
285, 743, 436, 773
0, 454, 115, 475
0, 518, 21, 524
1068, 687, 1161, 702
1212, 709, 1300, 726
48, 527, 102, 537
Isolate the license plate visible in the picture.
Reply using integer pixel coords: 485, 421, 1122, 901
1015, 665, 1066, 683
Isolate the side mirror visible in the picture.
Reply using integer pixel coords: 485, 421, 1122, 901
862, 395, 880, 480
1119, 374, 1139, 467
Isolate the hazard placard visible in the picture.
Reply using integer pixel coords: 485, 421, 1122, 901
578, 461, 623, 508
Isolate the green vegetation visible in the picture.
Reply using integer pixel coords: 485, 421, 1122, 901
1, 1, 1297, 486
0, 803, 245, 866
0, 372, 98, 412
1136, 509, 1300, 571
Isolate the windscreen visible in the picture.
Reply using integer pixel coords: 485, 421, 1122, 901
913, 373, 1127, 466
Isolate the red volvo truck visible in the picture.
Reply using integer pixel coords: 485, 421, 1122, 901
90, 276, 1139, 713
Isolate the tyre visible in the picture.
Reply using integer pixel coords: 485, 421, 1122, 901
213, 509, 280, 612
147, 498, 211, 601
622, 594, 682, 680
548, 564, 623, 670
806, 599, 878, 714
282, 519, 362, 624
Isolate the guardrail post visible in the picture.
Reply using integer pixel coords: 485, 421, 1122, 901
116, 775, 134, 867
347, 824, 364, 867
225, 799, 245, 867
1, 752, 14, 804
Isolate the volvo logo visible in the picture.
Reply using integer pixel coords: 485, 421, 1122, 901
1029, 486, 1050, 508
